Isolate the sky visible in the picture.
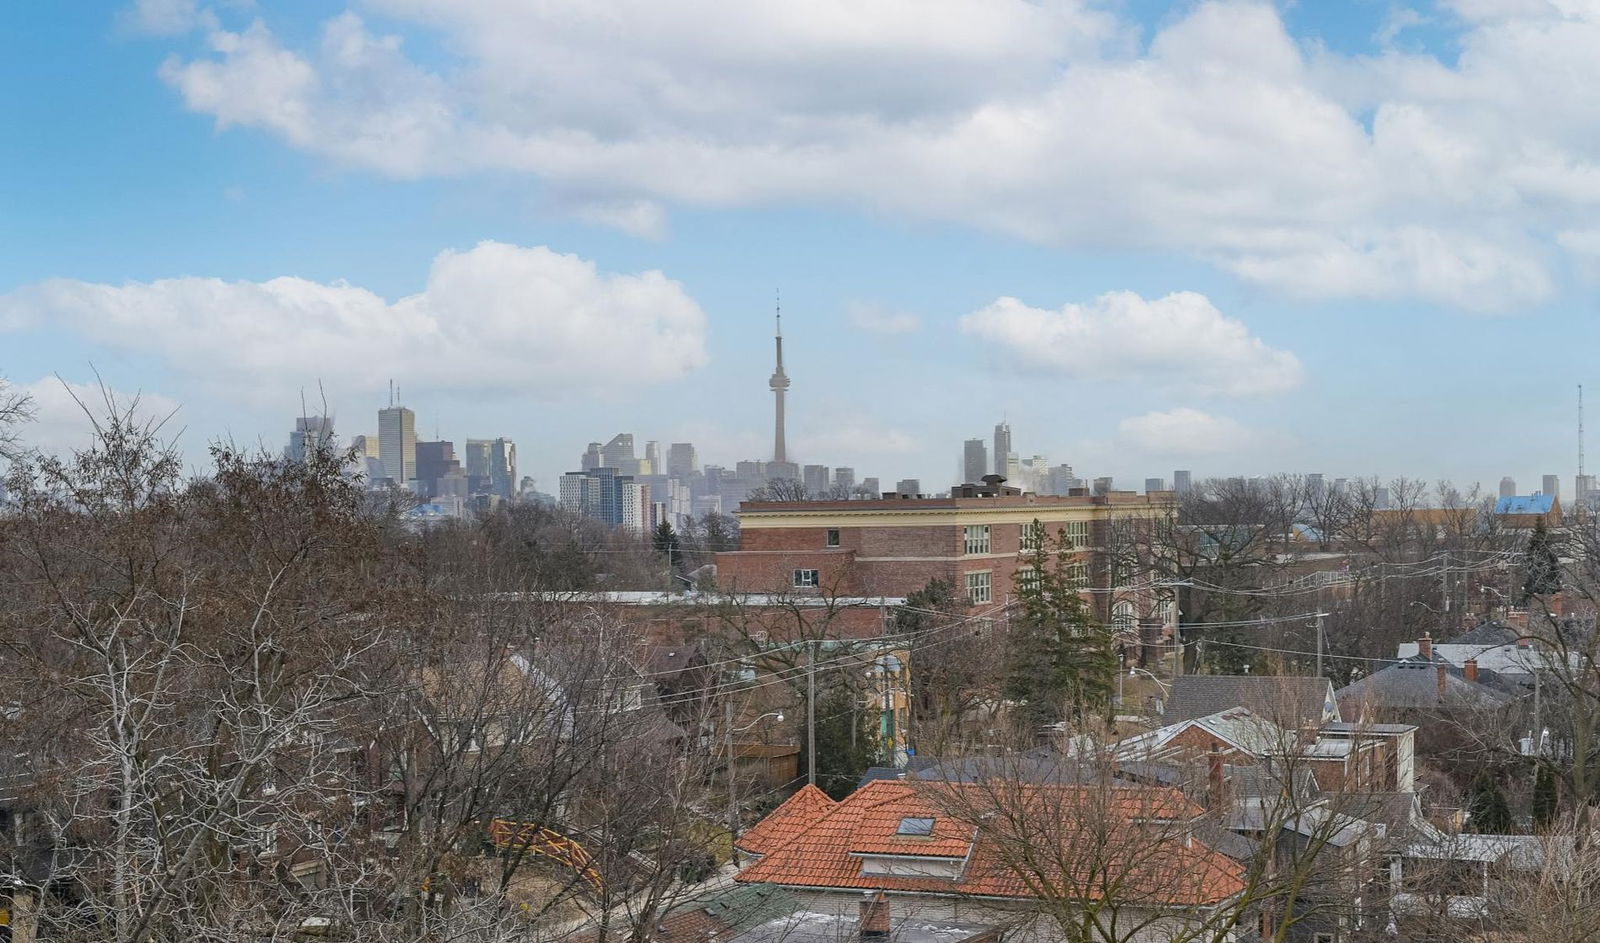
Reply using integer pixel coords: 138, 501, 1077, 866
4, 0, 1600, 497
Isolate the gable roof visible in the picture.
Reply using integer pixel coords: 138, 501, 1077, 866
736, 784, 837, 856
1115, 707, 1294, 759
735, 779, 1246, 907
1164, 675, 1340, 726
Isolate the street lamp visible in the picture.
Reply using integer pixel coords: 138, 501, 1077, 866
726, 707, 784, 865
1117, 662, 1172, 717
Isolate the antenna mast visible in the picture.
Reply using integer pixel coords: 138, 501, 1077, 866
1582, 383, 1586, 480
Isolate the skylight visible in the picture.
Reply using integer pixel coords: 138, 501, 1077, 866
895, 816, 935, 836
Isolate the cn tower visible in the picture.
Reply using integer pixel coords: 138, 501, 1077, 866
770, 301, 790, 463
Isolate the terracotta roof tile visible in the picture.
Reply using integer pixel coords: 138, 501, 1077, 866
736, 784, 837, 856
735, 779, 1245, 907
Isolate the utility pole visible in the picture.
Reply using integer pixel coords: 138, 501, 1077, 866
1315, 612, 1325, 679
807, 640, 817, 787
726, 698, 738, 864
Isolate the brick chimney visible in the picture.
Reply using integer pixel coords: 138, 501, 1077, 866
1464, 657, 1478, 683
860, 891, 890, 939
1419, 631, 1433, 659
1436, 663, 1447, 701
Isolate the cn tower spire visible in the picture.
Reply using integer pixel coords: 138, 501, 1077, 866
769, 290, 790, 464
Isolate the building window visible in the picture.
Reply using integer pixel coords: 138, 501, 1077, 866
1020, 521, 1045, 552
826, 528, 840, 547
896, 816, 936, 836
1064, 562, 1089, 591
1065, 520, 1091, 547
1112, 601, 1137, 637
793, 569, 820, 588
966, 571, 992, 604
964, 524, 991, 555
1018, 565, 1044, 593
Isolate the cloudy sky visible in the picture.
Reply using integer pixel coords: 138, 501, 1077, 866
4, 0, 1600, 494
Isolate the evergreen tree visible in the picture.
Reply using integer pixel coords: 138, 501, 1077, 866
811, 682, 883, 799
1533, 762, 1561, 829
1002, 520, 1117, 734
1466, 770, 1515, 833
653, 520, 682, 570
1522, 517, 1562, 601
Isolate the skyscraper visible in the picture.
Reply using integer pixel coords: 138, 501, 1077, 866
803, 464, 831, 495
489, 437, 516, 498
833, 467, 856, 492
993, 422, 1012, 478
668, 443, 699, 479
770, 307, 790, 463
1543, 474, 1561, 498
1173, 470, 1193, 494
285, 416, 335, 462
601, 433, 635, 469
644, 440, 661, 475
1144, 477, 1166, 494
378, 400, 416, 484
962, 438, 988, 484
1499, 476, 1517, 498
896, 479, 922, 496
415, 440, 459, 499
465, 439, 493, 494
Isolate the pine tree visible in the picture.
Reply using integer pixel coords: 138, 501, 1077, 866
1522, 517, 1562, 601
1533, 763, 1560, 830
653, 520, 682, 570
1002, 520, 1117, 734
811, 682, 882, 799
1466, 770, 1514, 834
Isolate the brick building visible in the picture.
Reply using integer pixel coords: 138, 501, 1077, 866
714, 489, 1178, 642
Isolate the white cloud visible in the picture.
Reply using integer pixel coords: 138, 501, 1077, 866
121, 0, 217, 36
145, 1, 1600, 310
958, 290, 1302, 396
846, 301, 921, 336
0, 242, 709, 403
10, 377, 184, 459
1117, 408, 1256, 456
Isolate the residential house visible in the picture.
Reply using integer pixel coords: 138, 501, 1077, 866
733, 779, 1247, 941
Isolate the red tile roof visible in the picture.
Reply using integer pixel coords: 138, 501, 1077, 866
737, 784, 837, 857
735, 779, 1245, 907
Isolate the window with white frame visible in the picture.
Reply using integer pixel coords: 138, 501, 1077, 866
826, 528, 841, 547
1020, 522, 1045, 552
965, 571, 992, 604
1112, 601, 1137, 637
1065, 520, 1091, 547
793, 568, 820, 588
964, 524, 991, 555
1064, 562, 1089, 591
1018, 565, 1044, 593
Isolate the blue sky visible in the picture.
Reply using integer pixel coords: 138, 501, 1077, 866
3, 0, 1599, 497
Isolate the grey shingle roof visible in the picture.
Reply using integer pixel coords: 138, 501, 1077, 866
1164, 675, 1339, 726
1445, 620, 1521, 646
1335, 661, 1514, 711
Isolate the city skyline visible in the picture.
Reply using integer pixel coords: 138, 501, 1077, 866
9, 3, 1600, 494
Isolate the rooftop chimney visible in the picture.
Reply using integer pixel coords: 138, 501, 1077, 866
1419, 632, 1433, 660
860, 891, 890, 939
1436, 663, 1448, 702
1464, 658, 1478, 683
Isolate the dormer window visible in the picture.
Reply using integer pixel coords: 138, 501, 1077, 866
895, 816, 935, 836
